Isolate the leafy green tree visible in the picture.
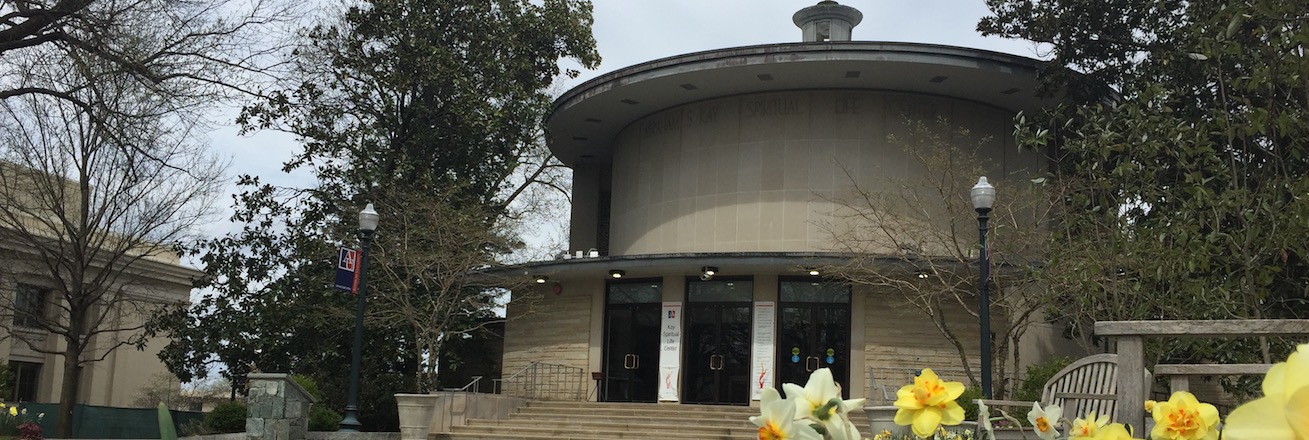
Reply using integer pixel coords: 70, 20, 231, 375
156, 0, 599, 427
980, 0, 1309, 366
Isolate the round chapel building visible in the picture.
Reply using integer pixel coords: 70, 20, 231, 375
502, 2, 1064, 405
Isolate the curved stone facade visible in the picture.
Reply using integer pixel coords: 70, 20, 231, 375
608, 89, 1042, 256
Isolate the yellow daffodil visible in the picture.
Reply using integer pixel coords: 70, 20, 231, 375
8, 406, 16, 417
1149, 391, 1219, 440
1224, 343, 1309, 440
1069, 411, 1110, 440
751, 388, 821, 440
1144, 400, 1156, 412
1028, 402, 1062, 440
893, 368, 966, 438
1094, 423, 1141, 440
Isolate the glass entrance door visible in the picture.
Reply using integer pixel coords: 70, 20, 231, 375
683, 279, 752, 405
603, 281, 662, 402
777, 280, 851, 398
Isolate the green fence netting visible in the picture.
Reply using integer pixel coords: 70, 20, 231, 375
15, 403, 204, 439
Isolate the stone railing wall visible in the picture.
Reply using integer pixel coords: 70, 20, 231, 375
247, 373, 317, 440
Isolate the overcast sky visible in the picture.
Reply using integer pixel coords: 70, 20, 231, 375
203, 0, 1046, 254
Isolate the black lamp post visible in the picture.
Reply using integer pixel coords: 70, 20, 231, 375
340, 203, 379, 432
971, 177, 995, 399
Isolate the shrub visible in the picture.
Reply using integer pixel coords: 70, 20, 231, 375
958, 385, 983, 422
17, 422, 41, 440
308, 406, 341, 432
291, 375, 322, 400
178, 419, 210, 437
291, 374, 340, 431
0, 404, 45, 437
1014, 356, 1075, 403
203, 402, 247, 434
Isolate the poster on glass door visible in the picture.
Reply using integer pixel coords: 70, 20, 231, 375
751, 301, 775, 400
658, 302, 682, 401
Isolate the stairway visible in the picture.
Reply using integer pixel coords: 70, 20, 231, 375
437, 400, 872, 440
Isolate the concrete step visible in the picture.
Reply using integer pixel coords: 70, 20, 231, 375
523, 401, 761, 413
465, 415, 755, 430
456, 420, 756, 437
434, 400, 872, 440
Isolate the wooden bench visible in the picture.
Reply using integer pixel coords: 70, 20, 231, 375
980, 353, 1148, 423
1093, 319, 1309, 432
1152, 363, 1273, 392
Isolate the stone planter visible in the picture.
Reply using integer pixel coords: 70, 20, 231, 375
865, 405, 903, 437
395, 394, 440, 440
864, 406, 981, 438
989, 428, 1032, 440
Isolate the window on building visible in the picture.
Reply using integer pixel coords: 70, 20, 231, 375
14, 284, 48, 328
9, 361, 40, 402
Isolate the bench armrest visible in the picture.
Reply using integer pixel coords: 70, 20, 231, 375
975, 399, 1036, 409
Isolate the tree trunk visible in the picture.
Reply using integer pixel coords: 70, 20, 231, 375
56, 339, 82, 438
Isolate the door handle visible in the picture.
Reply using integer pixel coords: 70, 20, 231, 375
624, 353, 637, 370
709, 354, 724, 371
632, 354, 639, 369
806, 356, 820, 372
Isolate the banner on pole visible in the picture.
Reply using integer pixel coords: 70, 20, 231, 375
334, 247, 359, 292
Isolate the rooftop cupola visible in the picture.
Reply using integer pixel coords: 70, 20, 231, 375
792, 1, 863, 42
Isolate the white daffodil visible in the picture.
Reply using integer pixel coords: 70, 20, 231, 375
751, 388, 822, 440
1069, 411, 1110, 440
783, 368, 844, 422
1027, 402, 1062, 440
975, 399, 995, 440
816, 398, 869, 440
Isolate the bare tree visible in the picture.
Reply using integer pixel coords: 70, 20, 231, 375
0, 0, 292, 116
820, 119, 1060, 398
0, 39, 223, 436
367, 189, 537, 391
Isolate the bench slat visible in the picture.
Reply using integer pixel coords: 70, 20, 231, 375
1095, 320, 1309, 337
1154, 364, 1273, 376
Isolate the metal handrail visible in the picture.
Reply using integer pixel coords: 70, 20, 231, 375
460, 376, 483, 393
497, 361, 586, 401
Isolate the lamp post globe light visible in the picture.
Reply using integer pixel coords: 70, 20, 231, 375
341, 203, 379, 432
970, 177, 995, 399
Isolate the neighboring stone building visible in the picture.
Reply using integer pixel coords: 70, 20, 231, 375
502, 2, 1076, 405
0, 244, 198, 406
0, 163, 201, 406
